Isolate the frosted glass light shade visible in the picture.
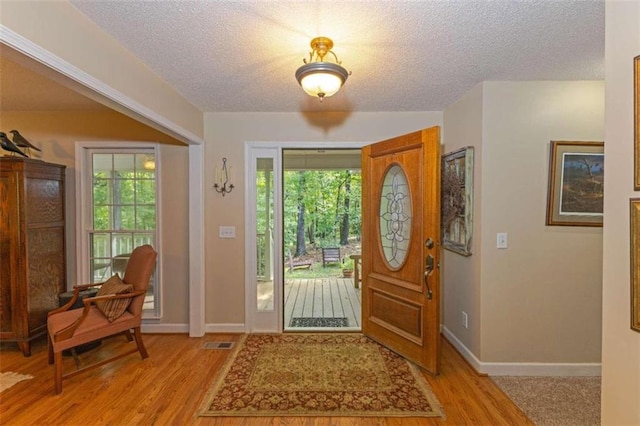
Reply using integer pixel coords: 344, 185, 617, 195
295, 62, 349, 99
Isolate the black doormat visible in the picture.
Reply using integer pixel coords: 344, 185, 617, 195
289, 317, 349, 327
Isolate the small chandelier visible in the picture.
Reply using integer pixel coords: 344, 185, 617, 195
295, 37, 351, 101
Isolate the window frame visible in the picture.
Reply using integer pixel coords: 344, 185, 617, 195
75, 141, 162, 319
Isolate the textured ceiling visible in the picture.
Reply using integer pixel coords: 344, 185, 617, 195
7, 1, 606, 114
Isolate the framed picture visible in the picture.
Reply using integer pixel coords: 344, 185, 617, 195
631, 199, 640, 332
635, 56, 640, 190
546, 141, 604, 227
441, 147, 474, 256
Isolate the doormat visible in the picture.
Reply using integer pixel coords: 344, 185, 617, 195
198, 333, 445, 418
289, 317, 349, 327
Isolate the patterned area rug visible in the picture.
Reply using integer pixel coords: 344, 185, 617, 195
0, 372, 33, 393
199, 333, 444, 418
289, 317, 349, 327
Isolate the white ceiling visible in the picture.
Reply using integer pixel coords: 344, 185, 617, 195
3, 1, 605, 114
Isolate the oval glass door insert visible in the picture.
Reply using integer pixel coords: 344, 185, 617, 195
379, 164, 412, 268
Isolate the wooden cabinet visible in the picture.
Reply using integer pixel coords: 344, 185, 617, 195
0, 158, 66, 356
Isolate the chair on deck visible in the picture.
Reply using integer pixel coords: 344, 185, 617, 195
47, 244, 157, 394
322, 247, 341, 267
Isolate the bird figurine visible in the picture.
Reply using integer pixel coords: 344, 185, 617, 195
9, 130, 41, 154
0, 132, 28, 157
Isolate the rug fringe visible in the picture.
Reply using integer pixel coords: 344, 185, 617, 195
0, 372, 34, 393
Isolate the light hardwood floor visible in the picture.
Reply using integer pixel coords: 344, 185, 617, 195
0, 333, 532, 425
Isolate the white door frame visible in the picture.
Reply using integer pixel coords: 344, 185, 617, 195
244, 141, 367, 333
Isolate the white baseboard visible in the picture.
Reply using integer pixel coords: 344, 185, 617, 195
141, 323, 246, 333
441, 326, 601, 377
205, 323, 246, 333
141, 323, 189, 333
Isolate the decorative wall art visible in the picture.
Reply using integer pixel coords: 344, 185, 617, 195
635, 55, 640, 190
631, 199, 640, 332
546, 141, 604, 227
441, 147, 474, 256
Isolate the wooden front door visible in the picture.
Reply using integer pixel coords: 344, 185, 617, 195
361, 127, 441, 373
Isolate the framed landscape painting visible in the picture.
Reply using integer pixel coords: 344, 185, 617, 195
546, 141, 604, 227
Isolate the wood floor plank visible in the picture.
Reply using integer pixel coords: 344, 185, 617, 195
312, 279, 324, 317
284, 279, 298, 326
329, 278, 345, 318
302, 279, 315, 317
0, 334, 532, 425
322, 279, 334, 317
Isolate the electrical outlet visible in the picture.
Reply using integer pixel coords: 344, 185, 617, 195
462, 311, 469, 329
219, 226, 236, 239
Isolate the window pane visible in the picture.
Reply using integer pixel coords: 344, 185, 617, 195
93, 206, 111, 230
93, 178, 109, 204
114, 154, 135, 178
91, 233, 111, 258
93, 154, 112, 178
134, 233, 154, 247
137, 154, 156, 178
115, 179, 135, 204
256, 158, 274, 312
136, 180, 156, 204
136, 206, 156, 229
113, 234, 133, 256
116, 206, 136, 230
91, 258, 112, 282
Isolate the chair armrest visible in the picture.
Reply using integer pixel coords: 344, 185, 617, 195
52, 302, 93, 342
82, 289, 146, 305
74, 283, 103, 291
48, 283, 104, 317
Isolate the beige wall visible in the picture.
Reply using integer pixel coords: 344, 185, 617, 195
601, 2, 640, 424
442, 83, 484, 356
203, 112, 442, 324
0, 1, 203, 141
482, 81, 604, 363
0, 111, 190, 324
443, 81, 605, 364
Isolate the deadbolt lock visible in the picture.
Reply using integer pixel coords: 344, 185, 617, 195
425, 237, 434, 249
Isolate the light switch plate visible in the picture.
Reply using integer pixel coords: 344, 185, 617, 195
497, 232, 508, 249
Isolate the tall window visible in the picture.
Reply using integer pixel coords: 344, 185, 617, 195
80, 146, 160, 317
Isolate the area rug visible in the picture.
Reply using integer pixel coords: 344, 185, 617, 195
289, 317, 349, 327
492, 376, 600, 426
0, 372, 33, 393
199, 333, 444, 418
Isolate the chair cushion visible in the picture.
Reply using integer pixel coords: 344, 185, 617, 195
95, 274, 133, 322
48, 306, 138, 352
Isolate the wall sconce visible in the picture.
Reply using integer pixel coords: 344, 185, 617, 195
213, 157, 234, 196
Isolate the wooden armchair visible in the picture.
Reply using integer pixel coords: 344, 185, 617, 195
47, 244, 157, 394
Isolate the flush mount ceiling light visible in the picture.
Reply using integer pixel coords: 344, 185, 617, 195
295, 37, 351, 101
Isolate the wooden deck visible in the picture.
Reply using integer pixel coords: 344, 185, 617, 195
257, 278, 362, 330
